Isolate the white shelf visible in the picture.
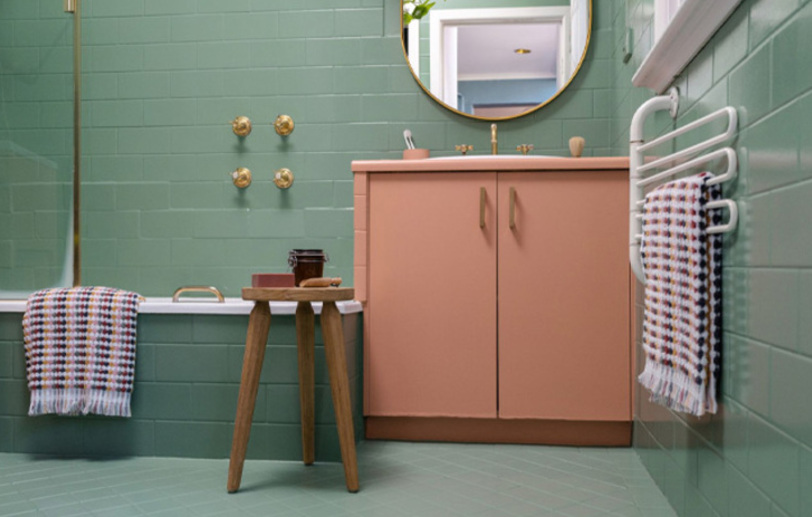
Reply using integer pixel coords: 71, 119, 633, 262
632, 0, 743, 93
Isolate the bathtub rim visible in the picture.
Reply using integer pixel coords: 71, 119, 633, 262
0, 297, 363, 316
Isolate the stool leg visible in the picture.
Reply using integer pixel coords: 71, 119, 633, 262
320, 301, 359, 493
295, 301, 316, 465
227, 301, 271, 493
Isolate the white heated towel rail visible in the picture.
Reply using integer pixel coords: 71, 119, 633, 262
629, 87, 739, 283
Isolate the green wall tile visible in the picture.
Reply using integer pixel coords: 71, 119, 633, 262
144, 0, 195, 16
729, 43, 772, 127
745, 105, 800, 194
191, 383, 265, 423
745, 269, 799, 352
0, 417, 12, 452
131, 382, 192, 420
13, 417, 84, 455
170, 15, 224, 43
169, 70, 225, 97
197, 0, 250, 13
155, 345, 230, 382
727, 464, 772, 517
90, 0, 145, 18
335, 8, 383, 38
747, 415, 800, 516
769, 181, 812, 267
91, 100, 145, 127
749, 0, 800, 50
82, 419, 155, 457
223, 12, 278, 41
119, 17, 171, 44
769, 349, 812, 447
197, 42, 252, 70
771, 3, 812, 108
143, 99, 197, 126
801, 447, 812, 516
88, 46, 145, 73
278, 10, 335, 39
153, 421, 231, 458
0, 379, 29, 416
143, 43, 197, 71
137, 314, 193, 343
140, 211, 195, 238
799, 273, 812, 358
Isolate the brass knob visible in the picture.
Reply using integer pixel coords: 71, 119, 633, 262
230, 167, 252, 188
230, 116, 252, 137
274, 114, 295, 136
273, 168, 294, 189
517, 144, 535, 156
455, 144, 473, 156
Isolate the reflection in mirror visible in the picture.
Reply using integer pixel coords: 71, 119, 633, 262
403, 0, 591, 120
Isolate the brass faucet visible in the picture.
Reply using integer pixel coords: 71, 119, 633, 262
490, 123, 498, 155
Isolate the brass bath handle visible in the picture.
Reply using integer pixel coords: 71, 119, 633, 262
509, 187, 516, 229
172, 286, 225, 303
479, 187, 486, 228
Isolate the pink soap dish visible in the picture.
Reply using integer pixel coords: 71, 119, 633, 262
251, 273, 295, 288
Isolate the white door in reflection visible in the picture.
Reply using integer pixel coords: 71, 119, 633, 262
429, 7, 571, 117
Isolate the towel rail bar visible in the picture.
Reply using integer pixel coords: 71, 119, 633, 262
629, 89, 739, 283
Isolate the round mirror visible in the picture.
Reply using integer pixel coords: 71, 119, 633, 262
402, 0, 592, 120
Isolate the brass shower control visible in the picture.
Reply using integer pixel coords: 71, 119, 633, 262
273, 168, 294, 189
455, 145, 473, 155
230, 167, 252, 188
231, 116, 252, 137
273, 114, 295, 136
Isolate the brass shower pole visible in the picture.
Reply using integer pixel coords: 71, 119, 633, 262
67, 0, 81, 285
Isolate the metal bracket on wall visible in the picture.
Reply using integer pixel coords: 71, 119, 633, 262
64, 0, 76, 13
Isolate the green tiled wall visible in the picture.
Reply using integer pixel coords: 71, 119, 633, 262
0, 311, 363, 461
0, 0, 74, 293
613, 1, 812, 516
69, 0, 618, 297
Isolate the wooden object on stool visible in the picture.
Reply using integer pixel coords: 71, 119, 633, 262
227, 287, 359, 493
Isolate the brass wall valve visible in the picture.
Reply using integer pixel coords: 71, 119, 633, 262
230, 167, 252, 188
231, 116, 252, 137
273, 168, 294, 189
274, 114, 295, 136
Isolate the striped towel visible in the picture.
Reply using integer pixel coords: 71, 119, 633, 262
638, 172, 722, 417
23, 287, 143, 417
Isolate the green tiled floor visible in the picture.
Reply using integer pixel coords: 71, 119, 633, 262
0, 441, 675, 516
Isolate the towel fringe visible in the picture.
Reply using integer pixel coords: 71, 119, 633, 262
29, 388, 131, 418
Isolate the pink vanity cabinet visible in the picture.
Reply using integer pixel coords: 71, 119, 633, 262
352, 156, 632, 446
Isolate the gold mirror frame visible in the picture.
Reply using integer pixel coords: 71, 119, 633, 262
401, 0, 592, 121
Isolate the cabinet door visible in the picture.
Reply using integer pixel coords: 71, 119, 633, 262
497, 171, 630, 421
368, 173, 498, 417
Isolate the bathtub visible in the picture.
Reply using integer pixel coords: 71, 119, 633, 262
0, 296, 363, 461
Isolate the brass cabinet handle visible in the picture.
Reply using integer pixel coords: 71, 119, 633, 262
509, 187, 516, 229
479, 187, 486, 228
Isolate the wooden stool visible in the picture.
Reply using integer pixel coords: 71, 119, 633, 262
227, 287, 359, 493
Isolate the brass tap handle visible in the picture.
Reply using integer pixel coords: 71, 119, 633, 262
230, 167, 252, 188
274, 168, 294, 189
231, 116, 252, 137
455, 144, 473, 156
274, 114, 295, 136
172, 286, 225, 303
516, 144, 535, 156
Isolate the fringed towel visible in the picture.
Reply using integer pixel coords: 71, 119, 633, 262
638, 172, 722, 417
23, 286, 143, 417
